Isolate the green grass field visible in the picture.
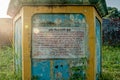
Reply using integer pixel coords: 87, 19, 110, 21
0, 46, 14, 79
0, 46, 21, 80
0, 46, 120, 80
102, 46, 120, 80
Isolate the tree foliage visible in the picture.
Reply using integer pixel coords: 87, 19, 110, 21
102, 7, 120, 46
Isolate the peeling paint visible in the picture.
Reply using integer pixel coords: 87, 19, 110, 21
31, 14, 88, 80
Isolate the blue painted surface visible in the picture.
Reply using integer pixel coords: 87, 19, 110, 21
32, 14, 86, 27
96, 18, 101, 80
32, 60, 50, 80
32, 14, 88, 80
53, 60, 69, 80
14, 18, 22, 73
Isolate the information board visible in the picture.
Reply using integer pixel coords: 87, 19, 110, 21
32, 14, 88, 59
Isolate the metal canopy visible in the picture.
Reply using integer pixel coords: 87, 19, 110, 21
7, 0, 108, 17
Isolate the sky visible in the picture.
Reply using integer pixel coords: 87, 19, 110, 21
106, 0, 120, 10
0, 0, 120, 18
0, 0, 10, 18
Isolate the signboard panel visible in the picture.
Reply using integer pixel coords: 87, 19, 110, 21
32, 27, 86, 58
32, 14, 88, 59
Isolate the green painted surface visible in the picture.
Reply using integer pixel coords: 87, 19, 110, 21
7, 0, 108, 17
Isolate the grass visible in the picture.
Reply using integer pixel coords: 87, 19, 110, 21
0, 46, 13, 79
0, 46, 120, 80
0, 46, 21, 80
101, 46, 120, 80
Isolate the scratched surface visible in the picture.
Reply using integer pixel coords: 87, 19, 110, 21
14, 18, 22, 73
31, 14, 88, 80
96, 18, 101, 80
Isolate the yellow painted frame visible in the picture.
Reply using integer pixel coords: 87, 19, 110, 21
13, 5, 102, 80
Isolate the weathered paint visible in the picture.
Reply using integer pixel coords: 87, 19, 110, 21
32, 60, 50, 80
8, 0, 108, 17
24, 6, 95, 80
11, 6, 103, 80
95, 18, 101, 80
14, 18, 22, 75
31, 14, 88, 80
53, 60, 70, 80
32, 14, 88, 59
